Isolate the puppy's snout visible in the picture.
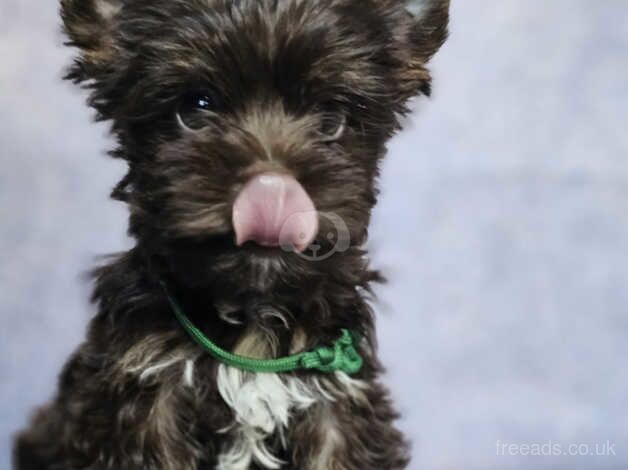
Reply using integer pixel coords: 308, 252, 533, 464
232, 172, 318, 252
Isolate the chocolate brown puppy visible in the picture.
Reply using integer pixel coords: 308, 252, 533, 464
15, 1, 449, 468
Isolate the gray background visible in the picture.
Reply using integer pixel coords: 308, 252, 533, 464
1, 1, 627, 469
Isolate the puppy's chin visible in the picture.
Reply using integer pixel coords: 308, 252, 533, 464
237, 242, 293, 258
161, 234, 298, 293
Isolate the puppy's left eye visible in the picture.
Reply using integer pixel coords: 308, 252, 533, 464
177, 90, 220, 130
320, 113, 346, 142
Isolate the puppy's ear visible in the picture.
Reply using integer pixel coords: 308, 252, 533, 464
397, 0, 450, 98
61, 0, 122, 82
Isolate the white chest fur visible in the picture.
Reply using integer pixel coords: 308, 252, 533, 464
214, 327, 369, 470
216, 365, 317, 469
214, 327, 317, 469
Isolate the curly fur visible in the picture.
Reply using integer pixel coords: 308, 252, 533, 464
14, 0, 449, 468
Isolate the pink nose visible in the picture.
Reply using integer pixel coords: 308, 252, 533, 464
232, 172, 319, 252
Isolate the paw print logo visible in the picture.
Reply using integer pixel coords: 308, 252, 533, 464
280, 212, 350, 261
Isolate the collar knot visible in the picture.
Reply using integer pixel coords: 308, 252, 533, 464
300, 329, 363, 375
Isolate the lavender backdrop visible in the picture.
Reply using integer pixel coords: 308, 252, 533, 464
1, 1, 627, 469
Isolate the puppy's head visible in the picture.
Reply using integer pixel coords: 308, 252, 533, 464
62, 0, 448, 294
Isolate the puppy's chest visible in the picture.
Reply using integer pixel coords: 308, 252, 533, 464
125, 327, 367, 469
215, 365, 318, 470
212, 326, 317, 470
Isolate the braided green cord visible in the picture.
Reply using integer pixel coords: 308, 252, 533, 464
162, 284, 363, 375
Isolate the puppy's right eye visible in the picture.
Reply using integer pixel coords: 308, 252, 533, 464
177, 91, 219, 130
319, 112, 346, 142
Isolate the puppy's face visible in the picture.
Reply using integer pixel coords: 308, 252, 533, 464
63, 0, 448, 293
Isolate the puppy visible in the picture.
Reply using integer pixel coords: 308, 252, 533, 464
15, 0, 448, 469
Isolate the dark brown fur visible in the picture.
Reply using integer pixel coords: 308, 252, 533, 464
14, 0, 449, 468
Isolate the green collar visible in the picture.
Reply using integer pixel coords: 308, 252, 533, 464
162, 284, 363, 375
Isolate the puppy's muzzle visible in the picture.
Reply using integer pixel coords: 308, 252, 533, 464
232, 172, 318, 252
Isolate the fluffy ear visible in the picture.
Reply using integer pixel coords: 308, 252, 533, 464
407, 0, 449, 61
399, 0, 450, 97
60, 0, 123, 82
